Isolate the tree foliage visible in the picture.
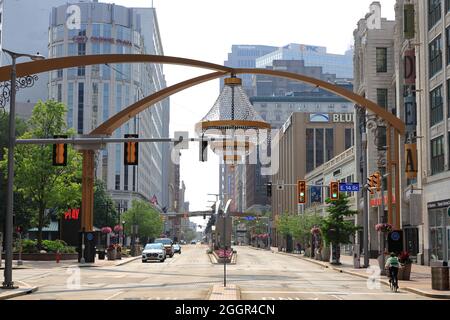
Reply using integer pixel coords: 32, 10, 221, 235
122, 199, 163, 242
0, 100, 82, 248
0, 112, 28, 230
93, 180, 118, 228
320, 193, 360, 246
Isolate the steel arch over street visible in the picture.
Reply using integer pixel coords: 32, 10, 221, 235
0, 54, 405, 231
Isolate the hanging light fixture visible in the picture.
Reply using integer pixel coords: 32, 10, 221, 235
195, 75, 270, 164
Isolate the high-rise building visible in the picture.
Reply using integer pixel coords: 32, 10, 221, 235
415, 0, 450, 265
48, 1, 170, 210
256, 43, 354, 79
223, 45, 278, 95
354, 2, 396, 259
0, 0, 69, 109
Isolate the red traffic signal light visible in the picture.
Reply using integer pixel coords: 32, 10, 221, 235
330, 182, 339, 200
52, 135, 68, 166
297, 180, 306, 204
124, 134, 139, 166
374, 172, 381, 191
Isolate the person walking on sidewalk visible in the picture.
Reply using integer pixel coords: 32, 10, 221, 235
385, 252, 400, 291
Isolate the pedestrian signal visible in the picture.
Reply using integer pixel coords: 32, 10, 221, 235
124, 134, 139, 166
52, 135, 68, 166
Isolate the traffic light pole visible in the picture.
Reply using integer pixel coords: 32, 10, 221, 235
362, 132, 370, 268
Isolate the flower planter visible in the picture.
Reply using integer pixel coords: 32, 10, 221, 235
107, 249, 116, 260
398, 263, 412, 280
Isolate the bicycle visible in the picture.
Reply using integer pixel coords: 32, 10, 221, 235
388, 267, 399, 292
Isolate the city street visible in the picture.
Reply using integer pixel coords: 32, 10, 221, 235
8, 245, 433, 300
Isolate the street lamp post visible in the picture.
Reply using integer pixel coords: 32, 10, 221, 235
2, 49, 44, 289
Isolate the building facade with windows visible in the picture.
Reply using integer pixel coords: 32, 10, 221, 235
271, 112, 354, 226
0, 0, 69, 106
415, 0, 450, 264
353, 2, 396, 258
48, 2, 170, 211
255, 43, 354, 79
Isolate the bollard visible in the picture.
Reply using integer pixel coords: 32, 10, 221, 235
56, 250, 61, 263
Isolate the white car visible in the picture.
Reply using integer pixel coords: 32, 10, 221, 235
142, 243, 166, 263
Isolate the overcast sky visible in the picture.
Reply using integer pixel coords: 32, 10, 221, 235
107, 0, 396, 228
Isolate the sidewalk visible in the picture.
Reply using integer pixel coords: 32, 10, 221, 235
0, 281, 38, 300
1, 255, 141, 270
262, 246, 450, 299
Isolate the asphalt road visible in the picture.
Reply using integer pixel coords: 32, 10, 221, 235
10, 245, 433, 300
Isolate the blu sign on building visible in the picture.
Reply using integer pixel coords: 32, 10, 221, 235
48, 2, 170, 210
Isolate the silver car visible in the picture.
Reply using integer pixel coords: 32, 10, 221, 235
142, 243, 166, 263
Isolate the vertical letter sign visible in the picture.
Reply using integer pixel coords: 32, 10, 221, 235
405, 144, 417, 179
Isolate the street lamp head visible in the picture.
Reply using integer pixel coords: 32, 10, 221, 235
30, 53, 45, 61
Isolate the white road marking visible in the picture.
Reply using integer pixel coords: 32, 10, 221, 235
104, 291, 124, 300
241, 291, 392, 295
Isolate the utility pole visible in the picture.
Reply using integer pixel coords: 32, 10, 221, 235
362, 131, 370, 268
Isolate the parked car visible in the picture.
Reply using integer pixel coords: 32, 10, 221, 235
191, 240, 196, 245
142, 243, 166, 263
173, 243, 181, 254
154, 238, 174, 258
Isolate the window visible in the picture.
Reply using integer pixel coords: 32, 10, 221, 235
429, 207, 446, 261
325, 128, 334, 161
77, 83, 84, 134
429, 35, 443, 78
447, 0, 450, 12
67, 83, 74, 128
446, 27, 450, 65
315, 129, 324, 167
431, 135, 444, 175
57, 84, 62, 102
430, 85, 443, 126
428, 0, 442, 30
103, 84, 109, 121
306, 129, 314, 173
376, 48, 388, 73
345, 128, 354, 149
377, 88, 388, 109
377, 126, 387, 149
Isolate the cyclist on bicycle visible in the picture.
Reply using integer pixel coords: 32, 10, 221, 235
385, 252, 400, 290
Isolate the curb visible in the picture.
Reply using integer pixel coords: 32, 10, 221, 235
402, 287, 450, 299
114, 256, 141, 267
0, 281, 38, 300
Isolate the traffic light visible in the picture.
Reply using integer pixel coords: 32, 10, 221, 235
297, 180, 306, 204
367, 174, 376, 194
199, 140, 208, 162
330, 181, 339, 201
124, 134, 139, 166
267, 182, 272, 197
374, 172, 381, 192
52, 135, 68, 166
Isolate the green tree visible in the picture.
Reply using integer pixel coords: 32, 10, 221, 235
321, 193, 360, 264
93, 180, 118, 228
183, 229, 197, 242
291, 212, 324, 249
0, 112, 28, 230
122, 199, 163, 243
0, 100, 82, 249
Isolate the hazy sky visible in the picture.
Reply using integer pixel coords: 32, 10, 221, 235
107, 0, 396, 228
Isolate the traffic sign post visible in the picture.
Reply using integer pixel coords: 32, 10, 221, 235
339, 183, 360, 192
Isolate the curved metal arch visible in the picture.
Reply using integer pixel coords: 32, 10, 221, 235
91, 71, 228, 135
92, 66, 405, 136
0, 54, 404, 133
0, 54, 233, 81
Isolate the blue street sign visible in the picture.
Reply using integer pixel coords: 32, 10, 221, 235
245, 216, 256, 221
339, 183, 360, 192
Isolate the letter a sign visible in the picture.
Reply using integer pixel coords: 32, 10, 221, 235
405, 144, 418, 179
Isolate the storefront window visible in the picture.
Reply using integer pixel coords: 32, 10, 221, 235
429, 206, 449, 261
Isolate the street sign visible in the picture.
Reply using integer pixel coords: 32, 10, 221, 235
339, 183, 360, 192
244, 216, 256, 221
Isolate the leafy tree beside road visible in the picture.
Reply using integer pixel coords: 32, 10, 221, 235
0, 100, 82, 249
122, 199, 164, 244
320, 193, 360, 264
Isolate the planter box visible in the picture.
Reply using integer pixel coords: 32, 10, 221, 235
1, 253, 78, 261
398, 263, 412, 280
